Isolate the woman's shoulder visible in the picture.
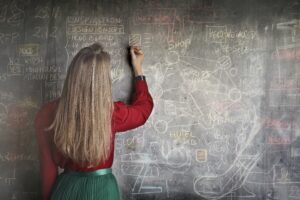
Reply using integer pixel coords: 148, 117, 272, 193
39, 97, 60, 113
35, 98, 60, 124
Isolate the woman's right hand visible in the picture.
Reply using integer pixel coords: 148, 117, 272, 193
130, 46, 144, 76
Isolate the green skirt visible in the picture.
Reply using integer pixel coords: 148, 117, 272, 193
50, 168, 120, 200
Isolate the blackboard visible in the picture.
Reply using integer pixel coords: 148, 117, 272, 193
0, 0, 300, 199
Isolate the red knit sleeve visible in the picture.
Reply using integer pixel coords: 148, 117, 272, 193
113, 80, 154, 132
35, 104, 58, 200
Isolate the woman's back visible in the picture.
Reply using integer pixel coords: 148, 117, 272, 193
35, 44, 153, 200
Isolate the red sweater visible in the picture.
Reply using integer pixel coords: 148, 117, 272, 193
34, 80, 153, 200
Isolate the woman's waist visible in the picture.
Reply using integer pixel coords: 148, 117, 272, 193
53, 147, 115, 171
63, 160, 114, 172
63, 167, 112, 176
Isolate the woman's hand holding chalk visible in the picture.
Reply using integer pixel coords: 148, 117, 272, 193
130, 46, 144, 76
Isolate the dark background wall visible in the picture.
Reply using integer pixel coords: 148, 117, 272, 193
0, 0, 300, 199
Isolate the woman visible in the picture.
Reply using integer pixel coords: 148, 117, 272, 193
35, 43, 153, 200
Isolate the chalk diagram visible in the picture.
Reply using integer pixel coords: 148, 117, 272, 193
115, 1, 300, 196
114, 43, 271, 199
0, 92, 39, 199
60, 8, 300, 199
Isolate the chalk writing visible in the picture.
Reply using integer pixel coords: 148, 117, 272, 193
6, 0, 24, 25
0, 91, 14, 102
143, 33, 153, 47
35, 6, 60, 19
25, 65, 61, 73
69, 34, 114, 42
269, 90, 300, 107
67, 25, 124, 34
289, 185, 300, 199
0, 152, 36, 162
111, 66, 124, 83
65, 16, 124, 66
169, 129, 192, 139
23, 56, 44, 65
0, 1, 299, 200
219, 43, 254, 55
206, 26, 257, 43
4, 177, 16, 186
17, 44, 39, 56
67, 40, 118, 49
196, 149, 207, 162
134, 9, 175, 24
23, 73, 61, 81
7, 58, 23, 76
272, 47, 300, 60
267, 136, 291, 145
33, 26, 57, 39
67, 16, 122, 24
262, 117, 290, 130
270, 78, 298, 90
45, 81, 62, 100
0, 32, 20, 44
6, 104, 30, 129
168, 38, 191, 50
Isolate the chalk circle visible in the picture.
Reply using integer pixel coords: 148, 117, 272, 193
193, 176, 222, 197
229, 68, 238, 77
154, 120, 168, 134
228, 88, 241, 102
165, 51, 180, 65
167, 148, 188, 168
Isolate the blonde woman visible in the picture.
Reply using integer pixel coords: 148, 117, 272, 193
35, 43, 153, 200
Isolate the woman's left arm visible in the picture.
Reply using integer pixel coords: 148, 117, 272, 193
35, 106, 58, 200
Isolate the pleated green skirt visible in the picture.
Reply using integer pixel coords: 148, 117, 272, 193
50, 168, 120, 200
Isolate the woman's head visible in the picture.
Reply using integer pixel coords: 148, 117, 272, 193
48, 43, 113, 166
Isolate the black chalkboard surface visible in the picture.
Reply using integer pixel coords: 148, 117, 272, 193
0, 0, 300, 199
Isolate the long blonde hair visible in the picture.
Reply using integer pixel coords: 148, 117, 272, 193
47, 43, 113, 167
